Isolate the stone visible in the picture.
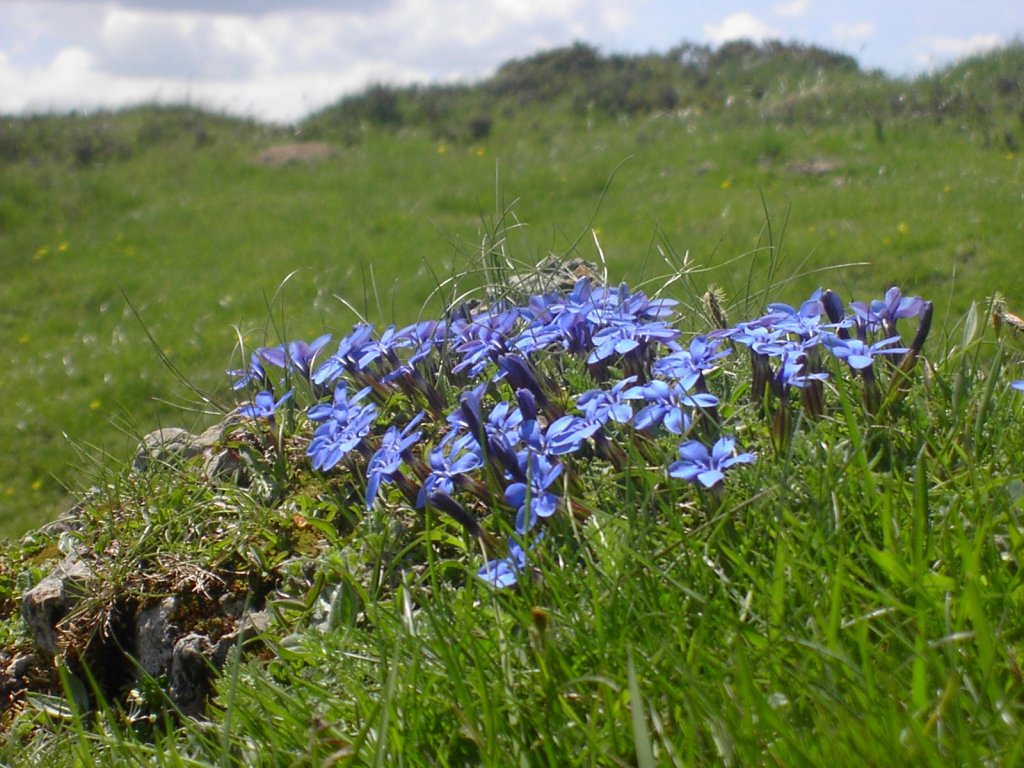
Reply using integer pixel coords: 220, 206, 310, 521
132, 428, 199, 472
162, 610, 270, 716
134, 597, 180, 679
20, 553, 94, 657
253, 142, 337, 167
168, 632, 216, 716
0, 653, 42, 713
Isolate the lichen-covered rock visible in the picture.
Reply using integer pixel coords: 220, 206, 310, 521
132, 413, 254, 485
168, 632, 216, 716
132, 427, 199, 472
165, 610, 269, 716
134, 597, 180, 679
20, 553, 94, 657
0, 652, 48, 714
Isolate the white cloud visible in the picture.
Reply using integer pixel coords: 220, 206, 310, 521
833, 21, 874, 43
704, 12, 782, 45
913, 33, 1004, 70
37, 0, 388, 14
96, 10, 277, 79
922, 33, 1003, 59
773, 0, 810, 18
0, 0, 634, 122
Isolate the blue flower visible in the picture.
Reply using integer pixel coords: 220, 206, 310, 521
519, 412, 598, 458
382, 320, 448, 384
416, 436, 484, 508
822, 334, 908, 370
653, 336, 730, 390
258, 334, 333, 379
1012, 380, 1024, 392
239, 390, 292, 422
355, 325, 412, 372
771, 350, 829, 392
478, 537, 531, 589
364, 413, 424, 510
439, 383, 488, 448
506, 452, 563, 533
487, 400, 524, 445
511, 321, 567, 356
850, 287, 924, 333
306, 384, 377, 471
399, 319, 448, 364
312, 324, 376, 386
624, 379, 719, 435
228, 351, 269, 391
451, 308, 520, 378
497, 354, 548, 403
726, 322, 789, 357
543, 414, 600, 456
307, 382, 372, 424
586, 319, 679, 364
528, 278, 606, 353
668, 436, 755, 489
576, 376, 637, 425
764, 297, 830, 340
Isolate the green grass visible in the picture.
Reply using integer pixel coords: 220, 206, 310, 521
1, 264, 1023, 765
2, 40, 1024, 763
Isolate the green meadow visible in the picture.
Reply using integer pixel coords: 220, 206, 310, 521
1, 40, 1024, 765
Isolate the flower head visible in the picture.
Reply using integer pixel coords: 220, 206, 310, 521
586, 318, 679, 365
822, 334, 908, 370
668, 436, 755, 489
365, 413, 424, 509
506, 452, 563, 533
228, 351, 269, 391
764, 297, 829, 340
239, 390, 292, 422
624, 379, 719, 435
850, 287, 924, 333
478, 537, 533, 589
416, 436, 483, 508
355, 325, 412, 372
306, 384, 377, 471
258, 334, 333, 379
653, 336, 730, 390
312, 324, 376, 386
576, 376, 637, 426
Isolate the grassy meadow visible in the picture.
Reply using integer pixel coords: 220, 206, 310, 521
1, 40, 1024, 765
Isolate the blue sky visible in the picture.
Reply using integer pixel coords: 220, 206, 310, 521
0, 0, 1020, 123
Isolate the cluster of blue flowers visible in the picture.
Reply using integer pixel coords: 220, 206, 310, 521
230, 278, 936, 588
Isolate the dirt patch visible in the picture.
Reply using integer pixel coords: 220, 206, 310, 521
254, 142, 338, 167
786, 156, 843, 176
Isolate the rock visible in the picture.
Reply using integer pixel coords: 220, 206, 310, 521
165, 610, 270, 716
132, 428, 200, 472
132, 414, 255, 485
786, 156, 842, 177
202, 447, 249, 484
168, 632, 216, 716
21, 554, 94, 657
134, 597, 180, 679
489, 255, 602, 309
253, 142, 337, 167
0, 653, 42, 713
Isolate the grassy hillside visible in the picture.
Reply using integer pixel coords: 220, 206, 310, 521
1, 40, 1023, 537
2, 40, 1024, 766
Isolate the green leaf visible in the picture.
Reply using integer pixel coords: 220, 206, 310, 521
627, 649, 656, 768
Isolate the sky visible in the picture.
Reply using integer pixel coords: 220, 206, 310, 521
0, 0, 1021, 124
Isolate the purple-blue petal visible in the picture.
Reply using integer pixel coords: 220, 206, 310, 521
696, 469, 725, 488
